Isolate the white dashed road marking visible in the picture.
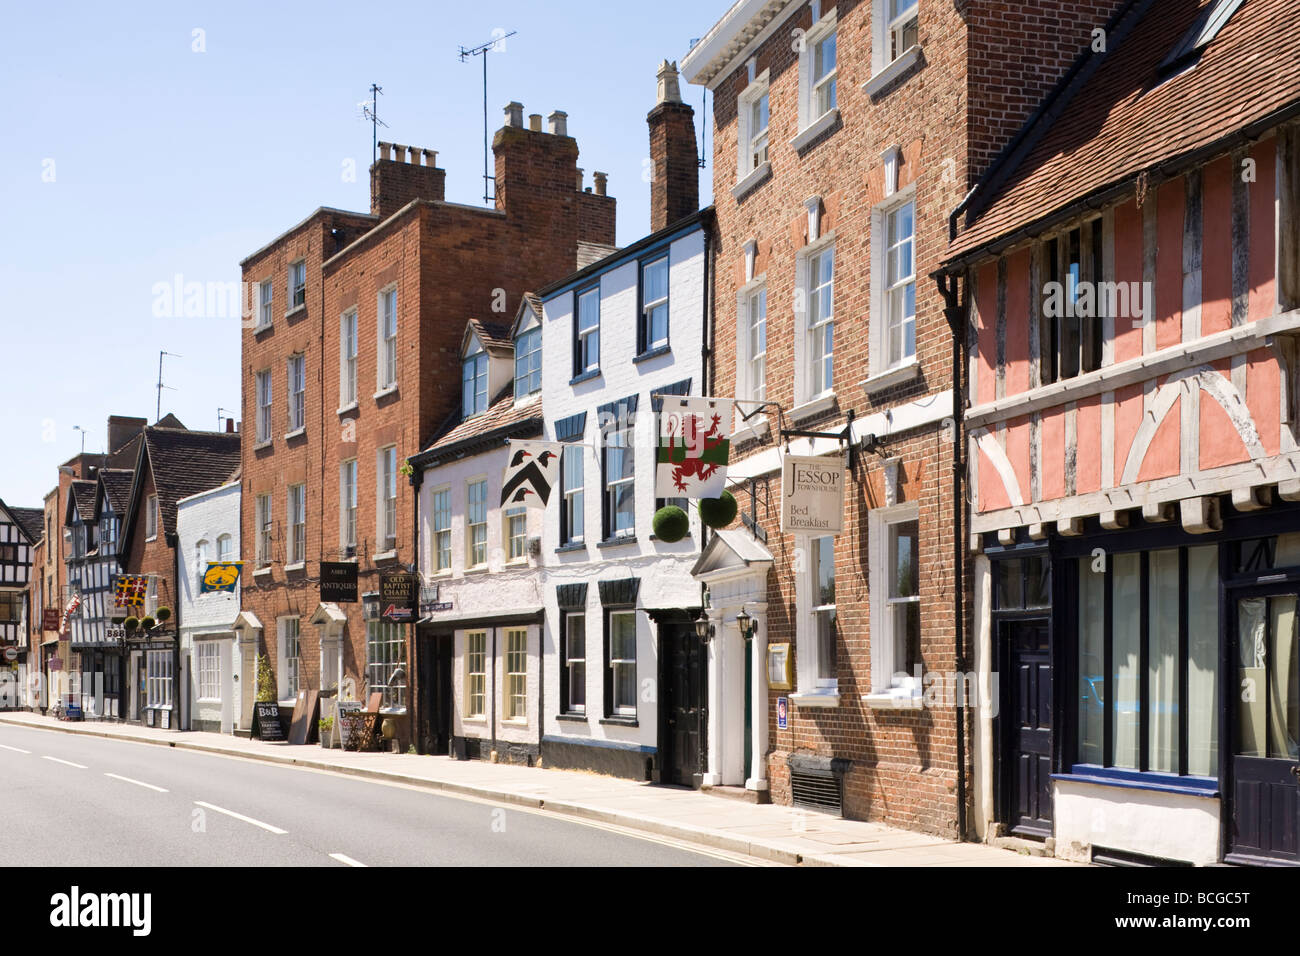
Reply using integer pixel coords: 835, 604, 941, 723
329, 853, 367, 867
105, 772, 169, 793
0, 743, 31, 754
41, 756, 87, 768
194, 801, 288, 835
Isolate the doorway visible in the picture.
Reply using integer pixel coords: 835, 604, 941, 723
661, 622, 707, 787
1227, 587, 1300, 864
998, 618, 1053, 836
416, 632, 453, 755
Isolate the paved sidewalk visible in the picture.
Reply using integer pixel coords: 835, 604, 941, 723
0, 711, 1073, 867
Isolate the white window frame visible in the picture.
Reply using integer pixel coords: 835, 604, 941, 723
197, 641, 221, 701
867, 502, 923, 701
256, 369, 272, 443
366, 619, 406, 710
216, 534, 233, 563
514, 316, 542, 399
791, 532, 840, 705
565, 611, 586, 714
340, 309, 358, 409
286, 484, 305, 567
145, 495, 158, 541
795, 6, 839, 142
288, 260, 306, 310
146, 649, 172, 709
287, 353, 305, 434
465, 630, 487, 719
378, 446, 397, 553
793, 236, 836, 411
869, 0, 921, 90
256, 494, 272, 566
194, 538, 210, 589
805, 536, 838, 691
640, 255, 670, 353
340, 459, 357, 554
432, 486, 452, 572
462, 338, 488, 418
736, 70, 771, 183
258, 279, 273, 330
575, 285, 600, 375
608, 610, 637, 717
603, 422, 635, 540
561, 444, 585, 545
278, 616, 300, 703
504, 507, 527, 563
377, 285, 398, 392
503, 628, 527, 722
466, 478, 488, 569
869, 187, 919, 380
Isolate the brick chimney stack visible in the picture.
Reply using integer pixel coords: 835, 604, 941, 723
647, 59, 698, 232
370, 140, 447, 218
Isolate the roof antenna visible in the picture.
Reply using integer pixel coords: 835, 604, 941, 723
359, 83, 388, 166
156, 351, 180, 423
459, 30, 518, 206
689, 40, 707, 170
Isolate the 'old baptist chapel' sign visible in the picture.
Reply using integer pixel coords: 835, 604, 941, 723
781, 454, 845, 535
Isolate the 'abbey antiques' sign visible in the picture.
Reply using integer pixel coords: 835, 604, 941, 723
781, 454, 845, 535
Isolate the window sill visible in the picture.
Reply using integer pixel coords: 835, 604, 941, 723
284, 562, 305, 573
463, 716, 488, 725
733, 415, 770, 445
336, 401, 358, 416
337, 555, 359, 564
277, 699, 296, 708
145, 535, 158, 543
789, 392, 838, 423
252, 567, 273, 579
373, 385, 399, 401
599, 716, 638, 727
1055, 766, 1219, 799
284, 303, 307, 320
569, 369, 602, 387
253, 439, 273, 451
632, 345, 671, 365
504, 558, 529, 567
863, 45, 922, 98
790, 691, 840, 708
555, 542, 586, 554
253, 322, 274, 336
284, 428, 306, 441
597, 536, 638, 550
463, 566, 489, 575
731, 161, 772, 201
372, 550, 398, 563
862, 691, 922, 710
789, 108, 840, 153
556, 713, 588, 723
860, 359, 921, 396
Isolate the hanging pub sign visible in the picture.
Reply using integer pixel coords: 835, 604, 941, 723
781, 454, 845, 534
200, 561, 243, 594
501, 440, 562, 509
42, 608, 61, 632
113, 575, 148, 609
656, 396, 731, 498
320, 562, 359, 603
379, 572, 419, 623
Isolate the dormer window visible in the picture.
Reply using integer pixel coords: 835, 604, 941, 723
1160, 0, 1244, 74
462, 338, 488, 418
514, 316, 542, 399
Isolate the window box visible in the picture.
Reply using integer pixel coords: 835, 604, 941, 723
789, 107, 840, 153
284, 303, 306, 320
863, 44, 921, 98
860, 359, 920, 396
731, 161, 772, 201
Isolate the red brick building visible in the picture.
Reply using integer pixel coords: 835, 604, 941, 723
238, 106, 616, 726
682, 0, 1123, 834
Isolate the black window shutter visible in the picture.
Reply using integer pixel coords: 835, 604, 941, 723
602, 610, 613, 717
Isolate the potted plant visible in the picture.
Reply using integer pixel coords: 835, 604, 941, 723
318, 716, 334, 748
155, 607, 172, 624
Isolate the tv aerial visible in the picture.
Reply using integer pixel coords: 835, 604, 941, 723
358, 83, 389, 165
459, 30, 517, 205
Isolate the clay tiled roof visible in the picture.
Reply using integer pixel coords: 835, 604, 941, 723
98, 468, 135, 516
121, 428, 240, 551
7, 505, 44, 544
466, 317, 513, 356
69, 480, 98, 524
947, 0, 1300, 262
415, 387, 542, 467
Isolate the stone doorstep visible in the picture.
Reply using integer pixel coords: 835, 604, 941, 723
700, 783, 771, 805
988, 834, 1056, 857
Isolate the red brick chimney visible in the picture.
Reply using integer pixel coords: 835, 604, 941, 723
647, 60, 698, 232
370, 142, 446, 218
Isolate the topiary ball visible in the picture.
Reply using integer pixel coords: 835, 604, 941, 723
141, 616, 157, 631
124, 616, 140, 632
697, 491, 738, 529
653, 505, 689, 543
156, 606, 172, 621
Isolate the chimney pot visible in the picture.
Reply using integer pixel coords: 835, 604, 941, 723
379, 141, 392, 161
504, 101, 524, 128
593, 171, 608, 196
225, 418, 235, 433
423, 148, 438, 168
393, 143, 408, 163
576, 167, 584, 191
528, 113, 542, 132
547, 110, 568, 136
656, 60, 683, 105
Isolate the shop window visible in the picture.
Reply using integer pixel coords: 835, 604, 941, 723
504, 628, 527, 721
366, 619, 405, 709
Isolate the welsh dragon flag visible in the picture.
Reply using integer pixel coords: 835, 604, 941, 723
655, 397, 731, 498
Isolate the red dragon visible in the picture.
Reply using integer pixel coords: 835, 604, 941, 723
671, 413, 724, 492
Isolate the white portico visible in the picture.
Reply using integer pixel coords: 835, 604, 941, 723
691, 529, 772, 792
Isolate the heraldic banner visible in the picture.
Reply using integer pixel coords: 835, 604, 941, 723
201, 562, 244, 594
655, 396, 731, 499
501, 440, 562, 509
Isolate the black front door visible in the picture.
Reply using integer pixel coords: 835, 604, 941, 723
662, 623, 707, 787
1228, 590, 1300, 864
1000, 619, 1053, 836
416, 633, 453, 755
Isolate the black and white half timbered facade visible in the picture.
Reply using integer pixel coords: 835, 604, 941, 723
0, 499, 40, 709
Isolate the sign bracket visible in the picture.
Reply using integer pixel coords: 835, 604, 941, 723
779, 408, 858, 472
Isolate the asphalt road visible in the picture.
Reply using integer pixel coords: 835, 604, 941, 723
0, 723, 744, 867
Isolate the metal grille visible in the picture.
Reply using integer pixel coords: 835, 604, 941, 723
790, 768, 843, 815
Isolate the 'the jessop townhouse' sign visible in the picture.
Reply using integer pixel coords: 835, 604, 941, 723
781, 454, 845, 535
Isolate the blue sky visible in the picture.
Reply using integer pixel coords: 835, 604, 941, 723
0, 0, 718, 508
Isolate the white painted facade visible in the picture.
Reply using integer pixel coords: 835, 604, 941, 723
176, 482, 242, 734
539, 221, 708, 771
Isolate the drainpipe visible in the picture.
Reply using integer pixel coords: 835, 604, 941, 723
700, 217, 714, 551
938, 270, 968, 840
409, 464, 423, 753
